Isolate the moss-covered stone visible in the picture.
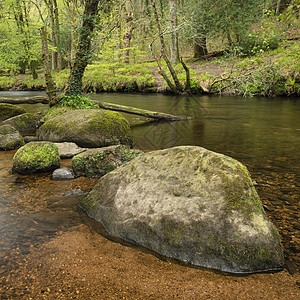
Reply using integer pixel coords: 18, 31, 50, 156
0, 103, 26, 121
80, 146, 284, 274
12, 141, 60, 174
2, 113, 36, 132
72, 145, 142, 177
38, 109, 133, 147
40, 106, 74, 124
0, 125, 25, 150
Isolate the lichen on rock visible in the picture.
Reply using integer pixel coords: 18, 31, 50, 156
80, 146, 284, 274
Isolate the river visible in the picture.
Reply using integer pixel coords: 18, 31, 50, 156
0, 91, 299, 296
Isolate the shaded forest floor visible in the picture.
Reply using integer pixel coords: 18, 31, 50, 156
0, 40, 299, 97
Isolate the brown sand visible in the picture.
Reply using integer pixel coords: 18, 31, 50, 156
1, 222, 299, 300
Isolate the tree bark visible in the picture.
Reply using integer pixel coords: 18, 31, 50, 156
40, 26, 57, 106
151, 0, 183, 92
123, 12, 134, 64
65, 0, 100, 96
170, 0, 180, 64
96, 102, 188, 121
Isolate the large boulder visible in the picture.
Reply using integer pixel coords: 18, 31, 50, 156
37, 109, 132, 148
0, 125, 25, 150
81, 146, 284, 274
72, 145, 142, 177
0, 103, 26, 121
2, 113, 36, 132
12, 141, 60, 174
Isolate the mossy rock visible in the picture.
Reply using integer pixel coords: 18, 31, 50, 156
12, 141, 60, 174
0, 125, 25, 150
39, 106, 74, 124
0, 103, 26, 121
2, 113, 36, 132
38, 109, 133, 148
72, 145, 142, 177
81, 146, 284, 274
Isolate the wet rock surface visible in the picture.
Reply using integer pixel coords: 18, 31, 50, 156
2, 113, 36, 132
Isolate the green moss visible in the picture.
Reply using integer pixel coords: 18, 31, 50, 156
0, 103, 26, 121
12, 142, 60, 174
3, 113, 36, 132
40, 106, 74, 123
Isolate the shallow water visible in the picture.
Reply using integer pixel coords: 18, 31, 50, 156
0, 91, 299, 275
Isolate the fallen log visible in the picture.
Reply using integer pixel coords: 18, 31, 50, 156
0, 95, 187, 121
0, 96, 49, 104
96, 101, 188, 121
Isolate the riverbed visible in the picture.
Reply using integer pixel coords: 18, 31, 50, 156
0, 92, 299, 298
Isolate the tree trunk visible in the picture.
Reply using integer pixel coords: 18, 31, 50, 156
53, 0, 62, 71
170, 0, 180, 64
65, 0, 100, 96
94, 102, 188, 121
151, 0, 183, 92
40, 26, 57, 106
123, 12, 134, 64
193, 36, 208, 58
48, 0, 58, 70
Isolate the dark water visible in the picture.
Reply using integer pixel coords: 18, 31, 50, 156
0, 91, 299, 274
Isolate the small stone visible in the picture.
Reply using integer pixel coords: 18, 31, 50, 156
52, 167, 75, 180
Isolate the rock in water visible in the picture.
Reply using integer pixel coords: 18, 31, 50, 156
2, 113, 36, 132
80, 146, 284, 274
72, 145, 142, 177
13, 142, 60, 174
0, 103, 26, 121
52, 167, 74, 180
0, 125, 25, 150
54, 142, 86, 158
37, 109, 132, 148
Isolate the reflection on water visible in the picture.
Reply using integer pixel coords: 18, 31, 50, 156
0, 91, 299, 274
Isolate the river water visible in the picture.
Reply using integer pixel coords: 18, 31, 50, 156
0, 91, 299, 276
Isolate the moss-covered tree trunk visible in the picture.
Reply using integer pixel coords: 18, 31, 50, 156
65, 0, 100, 96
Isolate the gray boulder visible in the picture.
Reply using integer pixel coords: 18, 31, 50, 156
37, 109, 132, 148
52, 167, 75, 180
0, 125, 25, 150
72, 145, 142, 177
3, 113, 36, 132
0, 103, 26, 121
81, 146, 284, 274
12, 141, 60, 174
55, 142, 86, 158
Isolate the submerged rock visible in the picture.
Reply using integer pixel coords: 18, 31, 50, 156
52, 167, 75, 180
37, 109, 132, 148
72, 145, 142, 177
0, 103, 26, 121
81, 146, 284, 274
0, 125, 25, 150
12, 141, 60, 174
3, 113, 36, 132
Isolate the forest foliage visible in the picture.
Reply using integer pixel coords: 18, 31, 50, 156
0, 0, 299, 96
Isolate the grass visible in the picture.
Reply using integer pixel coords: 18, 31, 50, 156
0, 40, 299, 97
